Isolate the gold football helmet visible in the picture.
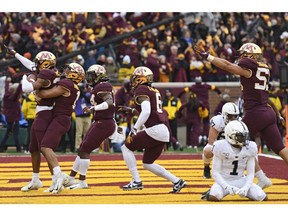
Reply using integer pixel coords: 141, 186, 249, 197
238, 43, 262, 61
62, 62, 85, 84
33, 51, 56, 72
130, 66, 153, 90
85, 64, 108, 86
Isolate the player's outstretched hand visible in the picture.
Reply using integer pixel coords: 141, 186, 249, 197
192, 44, 209, 59
4, 44, 16, 56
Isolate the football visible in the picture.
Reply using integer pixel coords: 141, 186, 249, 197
27, 73, 37, 82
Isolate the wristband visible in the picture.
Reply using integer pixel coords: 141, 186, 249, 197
207, 54, 215, 62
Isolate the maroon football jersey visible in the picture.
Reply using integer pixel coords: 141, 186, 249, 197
238, 58, 270, 110
37, 68, 59, 107
52, 79, 80, 116
90, 82, 115, 121
134, 85, 166, 128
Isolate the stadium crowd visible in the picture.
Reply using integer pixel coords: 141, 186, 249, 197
0, 12, 287, 152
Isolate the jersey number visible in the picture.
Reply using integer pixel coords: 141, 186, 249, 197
254, 67, 270, 91
155, 92, 163, 113
230, 160, 238, 175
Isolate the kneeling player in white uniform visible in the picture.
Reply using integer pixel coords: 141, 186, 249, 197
202, 102, 271, 189
202, 120, 268, 201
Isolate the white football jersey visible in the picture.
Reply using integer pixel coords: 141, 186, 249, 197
210, 115, 242, 140
212, 139, 258, 181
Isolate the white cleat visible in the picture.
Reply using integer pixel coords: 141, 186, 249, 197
68, 180, 88, 190
21, 179, 43, 192
63, 176, 76, 187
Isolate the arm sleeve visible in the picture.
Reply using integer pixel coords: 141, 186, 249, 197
133, 100, 151, 130
15, 53, 36, 71
212, 155, 229, 188
242, 157, 255, 189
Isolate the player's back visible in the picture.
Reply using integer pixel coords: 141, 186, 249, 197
91, 82, 115, 121
134, 85, 166, 128
37, 68, 60, 107
53, 79, 79, 116
238, 58, 269, 110
212, 139, 258, 181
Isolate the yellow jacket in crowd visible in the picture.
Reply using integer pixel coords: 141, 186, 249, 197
21, 93, 37, 120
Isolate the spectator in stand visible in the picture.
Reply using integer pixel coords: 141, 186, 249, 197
145, 48, 161, 82
21, 92, 37, 154
178, 76, 222, 141
105, 56, 118, 83
173, 54, 189, 82
115, 80, 134, 137
118, 55, 135, 83
0, 77, 22, 152
158, 55, 172, 82
177, 91, 202, 149
74, 83, 92, 152
162, 88, 182, 150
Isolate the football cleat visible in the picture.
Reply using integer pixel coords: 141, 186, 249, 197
203, 166, 211, 179
21, 179, 43, 192
68, 180, 88, 190
63, 176, 76, 187
122, 180, 143, 191
201, 189, 210, 200
169, 179, 186, 193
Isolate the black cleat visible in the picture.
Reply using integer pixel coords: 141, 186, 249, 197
203, 166, 211, 179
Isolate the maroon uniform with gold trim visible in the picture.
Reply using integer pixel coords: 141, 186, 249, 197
126, 85, 169, 164
239, 57, 284, 154
79, 82, 116, 153
29, 68, 59, 152
41, 79, 80, 150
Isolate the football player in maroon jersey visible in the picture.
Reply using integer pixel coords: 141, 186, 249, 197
5, 47, 61, 193
35, 62, 85, 193
64, 64, 116, 190
193, 43, 288, 169
119, 66, 186, 193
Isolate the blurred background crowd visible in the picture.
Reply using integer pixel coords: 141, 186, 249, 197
0, 12, 287, 152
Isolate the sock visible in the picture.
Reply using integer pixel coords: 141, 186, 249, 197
79, 159, 90, 176
72, 156, 81, 173
143, 163, 179, 183
32, 173, 40, 181
255, 170, 265, 179
121, 145, 141, 182
53, 166, 61, 176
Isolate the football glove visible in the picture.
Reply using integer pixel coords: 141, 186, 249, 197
236, 187, 249, 197
126, 128, 137, 144
4, 44, 16, 56
192, 44, 209, 59
118, 106, 134, 114
224, 185, 239, 196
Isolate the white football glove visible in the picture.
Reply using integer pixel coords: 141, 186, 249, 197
224, 185, 239, 196
236, 187, 249, 197
22, 74, 34, 93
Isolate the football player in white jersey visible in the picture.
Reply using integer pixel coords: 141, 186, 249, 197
202, 120, 268, 201
202, 102, 271, 189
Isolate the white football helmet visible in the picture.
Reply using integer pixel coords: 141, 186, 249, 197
238, 42, 262, 61
222, 102, 240, 125
130, 66, 153, 90
62, 62, 85, 84
225, 120, 249, 147
33, 51, 56, 72
86, 64, 108, 86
